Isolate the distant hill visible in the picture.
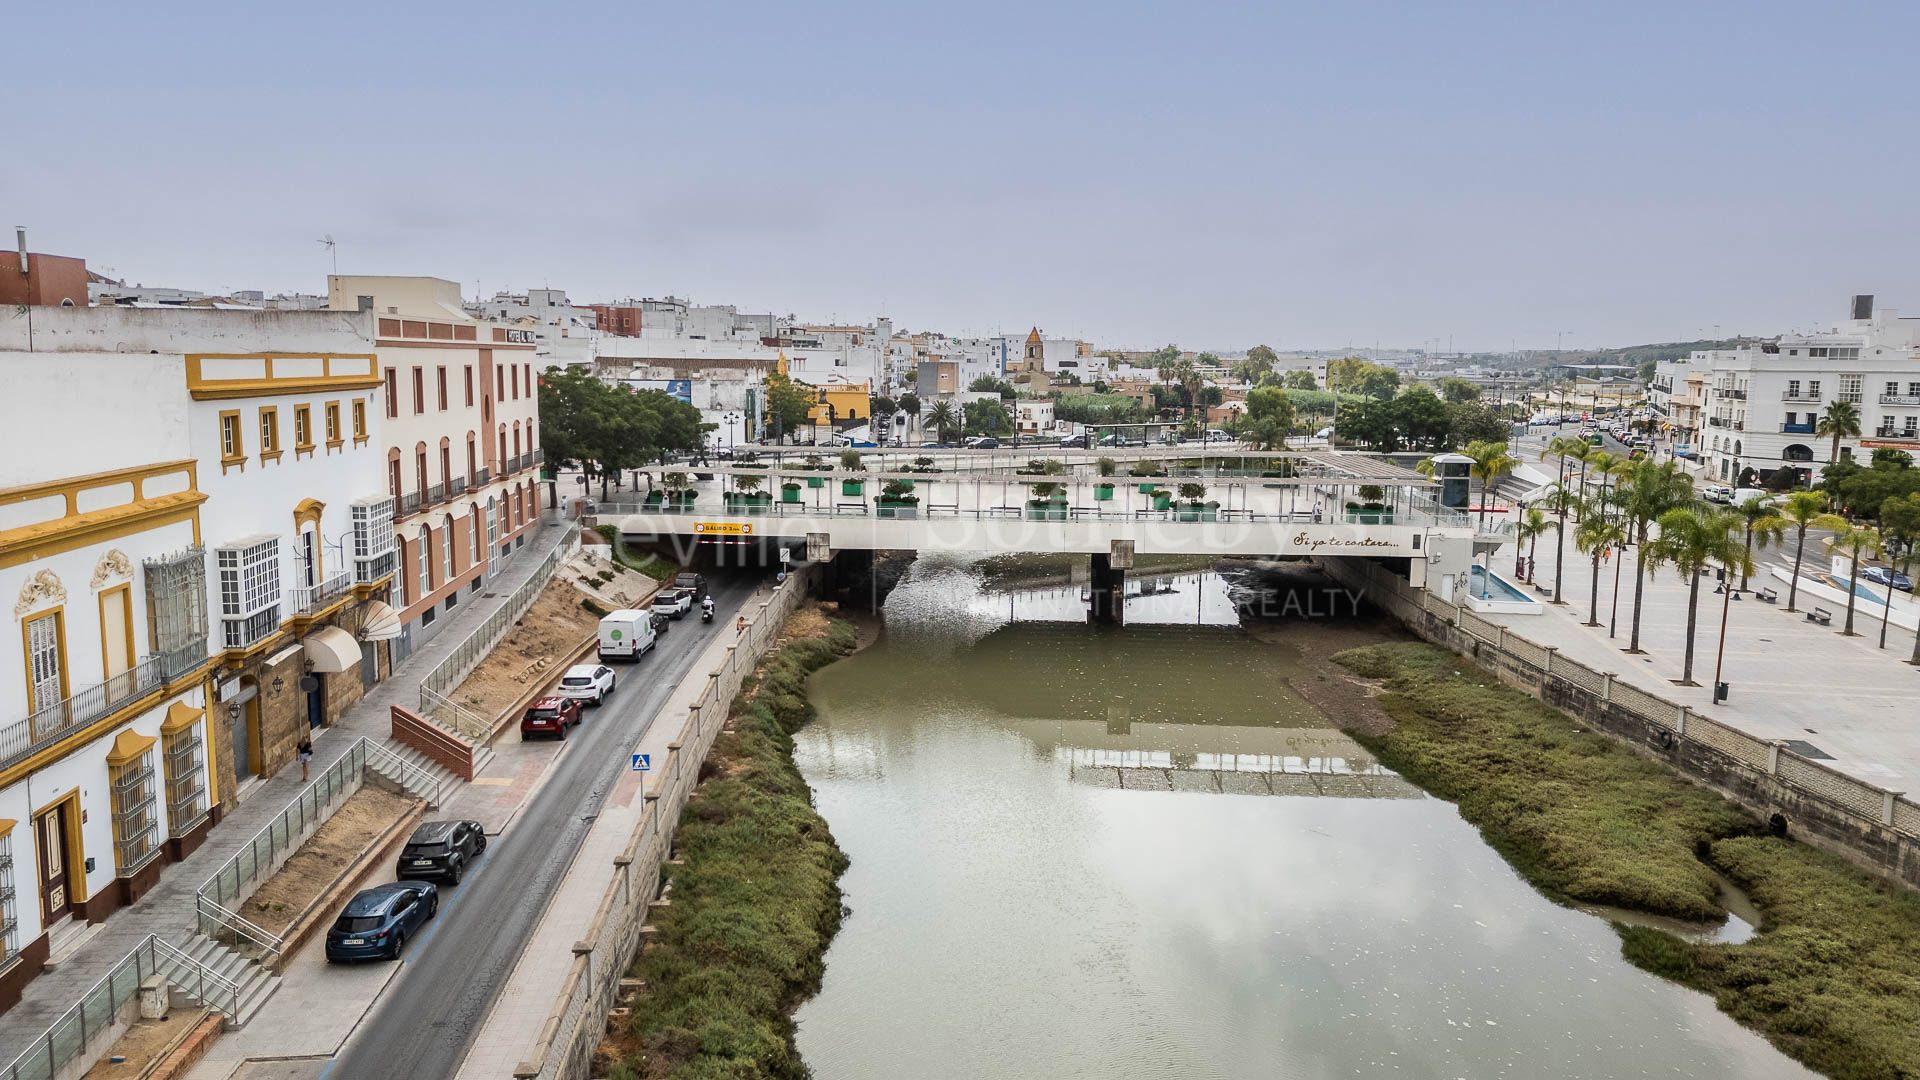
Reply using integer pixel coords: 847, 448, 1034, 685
1481, 339, 1752, 373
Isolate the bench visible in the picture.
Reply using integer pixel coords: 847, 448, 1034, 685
1807, 607, 1833, 626
1756, 587, 1778, 603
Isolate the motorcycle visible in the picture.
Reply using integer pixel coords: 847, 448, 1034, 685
701, 602, 714, 624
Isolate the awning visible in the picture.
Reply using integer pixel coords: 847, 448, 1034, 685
358, 601, 401, 642
303, 626, 362, 673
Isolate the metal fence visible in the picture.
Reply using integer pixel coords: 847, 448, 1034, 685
417, 526, 576, 714
196, 736, 445, 961
1334, 558, 1920, 842
516, 571, 812, 1080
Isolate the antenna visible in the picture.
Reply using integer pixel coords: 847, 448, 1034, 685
318, 235, 337, 275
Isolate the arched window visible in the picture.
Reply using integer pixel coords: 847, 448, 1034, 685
416, 525, 433, 596
443, 513, 457, 576
414, 442, 429, 500
1783, 443, 1814, 463
486, 496, 498, 551
387, 447, 403, 500
466, 433, 477, 482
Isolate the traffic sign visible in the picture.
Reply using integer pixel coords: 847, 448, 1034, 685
693, 522, 753, 536
630, 753, 651, 771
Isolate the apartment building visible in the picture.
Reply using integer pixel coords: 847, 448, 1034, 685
329, 277, 544, 658
1699, 296, 1920, 486
0, 305, 400, 1005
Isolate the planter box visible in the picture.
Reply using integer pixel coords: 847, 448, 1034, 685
782, 487, 802, 503
1152, 494, 1172, 511
1094, 484, 1115, 501
1137, 482, 1160, 493
807, 477, 825, 489
842, 480, 866, 496
1344, 510, 1394, 524
876, 503, 919, 519
1025, 502, 1067, 521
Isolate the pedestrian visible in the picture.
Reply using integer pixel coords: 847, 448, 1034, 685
736, 614, 746, 635
297, 736, 313, 782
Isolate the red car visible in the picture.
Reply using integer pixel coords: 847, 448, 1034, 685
520, 696, 583, 740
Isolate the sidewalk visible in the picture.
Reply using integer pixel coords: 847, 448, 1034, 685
453, 584, 774, 1078
1487, 532, 1920, 793
0, 515, 575, 1051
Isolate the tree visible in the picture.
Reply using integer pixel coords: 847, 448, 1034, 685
1326, 357, 1400, 399
1574, 492, 1627, 626
1282, 369, 1318, 391
1816, 400, 1862, 464
871, 395, 897, 419
1731, 495, 1785, 591
1465, 439, 1515, 529
762, 371, 816, 445
537, 368, 704, 497
1619, 459, 1695, 652
1538, 483, 1581, 605
1880, 493, 1920, 661
963, 397, 1013, 436
1516, 507, 1552, 585
1872, 447, 1915, 470
1644, 506, 1749, 685
1236, 386, 1296, 450
1234, 345, 1279, 384
1543, 435, 1591, 493
1446, 400, 1509, 446
898, 392, 921, 437
1815, 515, 1882, 636
969, 375, 1015, 398
1777, 491, 1828, 613
924, 400, 960, 443
1438, 377, 1481, 404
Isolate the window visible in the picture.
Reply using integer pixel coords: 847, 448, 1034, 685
216, 537, 282, 649
353, 399, 368, 444
409, 367, 424, 414
352, 497, 396, 583
497, 366, 505, 400
325, 401, 343, 448
443, 515, 456, 577
1910, 383, 1920, 397
1907, 417, 1919, 436
385, 367, 399, 418
1887, 382, 1901, 397
258, 407, 281, 460
437, 366, 448, 411
1839, 374, 1863, 404
471, 505, 482, 562
487, 496, 498, 549
511, 365, 519, 399
418, 525, 434, 596
464, 365, 474, 406
0, 830, 16, 964
23, 609, 66, 714
164, 721, 206, 834
219, 410, 244, 467
293, 405, 314, 453
143, 546, 209, 678
1785, 412, 1796, 426
111, 746, 160, 870
1787, 380, 1801, 397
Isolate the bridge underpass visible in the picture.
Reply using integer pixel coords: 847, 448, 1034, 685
598, 449, 1490, 623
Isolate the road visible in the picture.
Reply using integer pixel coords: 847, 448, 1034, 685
323, 574, 762, 1080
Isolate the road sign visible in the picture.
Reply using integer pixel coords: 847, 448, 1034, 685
693, 522, 753, 536
630, 753, 651, 771
779, 546, 792, 564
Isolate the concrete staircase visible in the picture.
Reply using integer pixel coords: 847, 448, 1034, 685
369, 741, 467, 808
164, 933, 281, 1029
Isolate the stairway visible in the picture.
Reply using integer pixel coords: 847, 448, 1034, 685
369, 741, 466, 807
163, 934, 281, 1029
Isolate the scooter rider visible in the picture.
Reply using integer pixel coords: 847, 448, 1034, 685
701, 594, 715, 621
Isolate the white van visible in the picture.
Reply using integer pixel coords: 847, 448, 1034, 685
1730, 488, 1776, 508
597, 609, 657, 662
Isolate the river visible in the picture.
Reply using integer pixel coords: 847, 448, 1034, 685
791, 553, 1813, 1080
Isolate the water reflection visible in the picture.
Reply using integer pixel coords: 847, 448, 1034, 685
792, 556, 1811, 1080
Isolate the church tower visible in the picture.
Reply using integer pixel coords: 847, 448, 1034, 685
1017, 327, 1044, 378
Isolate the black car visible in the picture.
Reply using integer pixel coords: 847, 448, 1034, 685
673, 571, 707, 597
964, 436, 999, 450
325, 881, 438, 962
1058, 433, 1091, 449
652, 611, 671, 635
394, 820, 486, 884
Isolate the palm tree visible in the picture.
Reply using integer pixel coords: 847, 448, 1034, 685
1815, 515, 1882, 636
1465, 440, 1515, 530
1516, 508, 1552, 584
1574, 494, 1627, 627
1778, 491, 1828, 612
899, 392, 922, 439
1815, 400, 1862, 464
1619, 459, 1695, 653
1644, 506, 1749, 685
1537, 483, 1580, 604
1543, 436, 1591, 494
1730, 495, 1785, 592
925, 400, 960, 444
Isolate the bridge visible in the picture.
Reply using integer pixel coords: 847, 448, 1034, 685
599, 448, 1494, 622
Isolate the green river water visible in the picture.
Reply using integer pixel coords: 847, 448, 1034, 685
790, 554, 1812, 1080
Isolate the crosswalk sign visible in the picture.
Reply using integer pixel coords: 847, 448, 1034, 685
631, 753, 651, 771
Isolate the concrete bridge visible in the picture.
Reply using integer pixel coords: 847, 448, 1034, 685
599, 448, 1492, 622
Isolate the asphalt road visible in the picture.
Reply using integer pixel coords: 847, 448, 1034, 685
324, 574, 762, 1080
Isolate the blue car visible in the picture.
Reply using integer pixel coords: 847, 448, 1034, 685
1863, 566, 1914, 592
325, 881, 438, 962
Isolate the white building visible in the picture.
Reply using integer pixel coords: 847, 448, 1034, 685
0, 305, 402, 1002
1699, 296, 1920, 486
468, 288, 601, 370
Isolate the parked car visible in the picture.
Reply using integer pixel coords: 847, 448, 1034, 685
714, 446, 735, 460
394, 820, 486, 884
845, 439, 878, 448
1702, 485, 1734, 504
651, 611, 672, 635
1058, 433, 1091, 449
557, 664, 617, 706
963, 436, 999, 449
672, 571, 707, 597
1864, 566, 1914, 592
521, 695, 584, 739
652, 588, 694, 620
919, 441, 949, 449
597, 609, 656, 662
325, 882, 438, 963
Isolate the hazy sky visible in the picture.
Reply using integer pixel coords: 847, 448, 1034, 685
10, 2, 1918, 351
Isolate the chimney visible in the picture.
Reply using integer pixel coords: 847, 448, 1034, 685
1851, 294, 1874, 321
15, 227, 27, 277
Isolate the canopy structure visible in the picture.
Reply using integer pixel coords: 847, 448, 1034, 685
303, 626, 362, 673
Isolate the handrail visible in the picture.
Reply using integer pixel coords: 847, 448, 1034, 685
151, 936, 241, 1018
196, 893, 286, 961
2, 936, 160, 1080
420, 686, 490, 741
364, 738, 448, 798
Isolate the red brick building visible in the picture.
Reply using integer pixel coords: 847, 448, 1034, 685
587, 304, 643, 337
0, 238, 89, 308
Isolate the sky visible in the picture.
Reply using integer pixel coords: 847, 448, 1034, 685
8, 1, 1920, 352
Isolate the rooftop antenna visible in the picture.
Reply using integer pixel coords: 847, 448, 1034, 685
318, 234, 338, 275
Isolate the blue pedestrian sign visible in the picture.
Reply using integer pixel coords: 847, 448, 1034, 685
630, 753, 651, 772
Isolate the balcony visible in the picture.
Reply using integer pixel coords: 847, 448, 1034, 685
1721, 389, 1747, 401
221, 607, 281, 651
1880, 393, 1920, 406
355, 548, 396, 584
2, 655, 167, 771
1781, 391, 1822, 403
426, 482, 446, 505
1780, 423, 1815, 434
400, 491, 422, 516
287, 568, 354, 618
470, 467, 491, 487
449, 476, 467, 497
